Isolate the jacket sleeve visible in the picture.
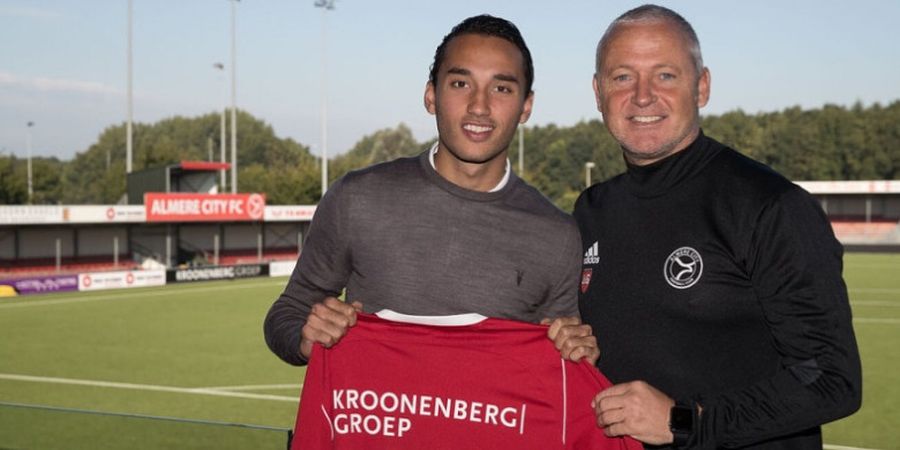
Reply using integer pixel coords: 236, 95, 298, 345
263, 178, 353, 366
691, 187, 862, 448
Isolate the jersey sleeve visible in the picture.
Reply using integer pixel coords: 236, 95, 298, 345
290, 345, 333, 449
264, 178, 354, 366
691, 187, 862, 448
565, 360, 644, 450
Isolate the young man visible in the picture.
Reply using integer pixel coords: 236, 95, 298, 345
576, 5, 861, 449
265, 15, 596, 367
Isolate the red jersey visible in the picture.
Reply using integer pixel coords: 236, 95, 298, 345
292, 311, 641, 450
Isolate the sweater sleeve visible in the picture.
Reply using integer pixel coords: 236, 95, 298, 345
263, 178, 353, 366
535, 216, 582, 319
691, 187, 862, 448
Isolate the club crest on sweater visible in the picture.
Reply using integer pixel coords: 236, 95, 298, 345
664, 247, 703, 289
580, 269, 593, 294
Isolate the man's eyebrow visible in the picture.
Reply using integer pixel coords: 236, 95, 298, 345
604, 64, 632, 74
605, 63, 681, 73
444, 67, 521, 85
446, 67, 470, 76
494, 73, 520, 84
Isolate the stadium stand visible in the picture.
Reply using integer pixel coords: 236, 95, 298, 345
797, 180, 900, 249
830, 220, 900, 243
216, 247, 299, 266
0, 181, 895, 283
0, 255, 139, 277
0, 163, 312, 283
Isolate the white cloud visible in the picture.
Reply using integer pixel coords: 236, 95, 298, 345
31, 76, 120, 95
0, 70, 121, 96
0, 6, 64, 20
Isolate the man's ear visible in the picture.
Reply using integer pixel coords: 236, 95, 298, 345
519, 91, 534, 124
424, 81, 437, 115
592, 74, 603, 112
696, 67, 711, 108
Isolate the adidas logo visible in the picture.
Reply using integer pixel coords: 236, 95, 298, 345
583, 241, 600, 265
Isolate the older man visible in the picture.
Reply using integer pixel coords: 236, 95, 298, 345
575, 4, 861, 449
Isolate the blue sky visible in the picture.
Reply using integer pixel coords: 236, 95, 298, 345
2, 0, 899, 161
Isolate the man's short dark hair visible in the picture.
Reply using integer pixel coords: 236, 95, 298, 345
429, 14, 534, 95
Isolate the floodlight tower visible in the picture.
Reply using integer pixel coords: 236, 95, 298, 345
518, 127, 524, 175
315, 0, 336, 197
126, 0, 133, 174
230, 0, 239, 193
214, 62, 227, 191
26, 121, 34, 203
585, 161, 596, 188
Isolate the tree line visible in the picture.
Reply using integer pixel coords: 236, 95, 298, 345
1, 101, 897, 211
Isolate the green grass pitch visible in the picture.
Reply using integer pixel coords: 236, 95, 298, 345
0, 253, 897, 449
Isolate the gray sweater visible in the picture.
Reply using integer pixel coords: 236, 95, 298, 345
264, 150, 582, 365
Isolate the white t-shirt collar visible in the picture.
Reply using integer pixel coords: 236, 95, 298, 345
428, 142, 511, 192
375, 309, 488, 326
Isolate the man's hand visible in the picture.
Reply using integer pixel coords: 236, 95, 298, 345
542, 317, 600, 365
299, 297, 363, 358
593, 380, 675, 445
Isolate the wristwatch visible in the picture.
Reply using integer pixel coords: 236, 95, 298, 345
669, 401, 695, 448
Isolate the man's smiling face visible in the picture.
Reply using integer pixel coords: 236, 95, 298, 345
594, 20, 710, 165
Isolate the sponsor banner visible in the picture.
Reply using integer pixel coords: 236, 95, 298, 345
0, 205, 63, 225
168, 264, 268, 283
179, 161, 230, 171
145, 193, 266, 222
78, 270, 166, 291
0, 205, 147, 225
64, 205, 146, 223
0, 202, 319, 224
264, 205, 317, 222
269, 260, 297, 277
0, 275, 79, 296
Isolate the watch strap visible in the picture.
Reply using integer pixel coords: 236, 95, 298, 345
670, 400, 697, 448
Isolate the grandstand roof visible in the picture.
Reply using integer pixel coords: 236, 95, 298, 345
796, 180, 900, 195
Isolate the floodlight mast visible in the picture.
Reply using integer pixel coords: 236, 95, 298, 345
126, 0, 133, 174
26, 121, 34, 203
314, 0, 336, 10
518, 127, 524, 176
585, 161, 596, 188
230, 0, 239, 193
315, 0, 336, 197
214, 62, 227, 191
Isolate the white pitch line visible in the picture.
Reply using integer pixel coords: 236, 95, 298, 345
203, 383, 302, 392
849, 288, 900, 294
853, 317, 900, 324
824, 445, 882, 450
852, 301, 900, 307
0, 280, 285, 309
846, 263, 900, 270
0, 373, 297, 403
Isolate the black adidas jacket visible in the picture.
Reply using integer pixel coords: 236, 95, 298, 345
574, 132, 861, 449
